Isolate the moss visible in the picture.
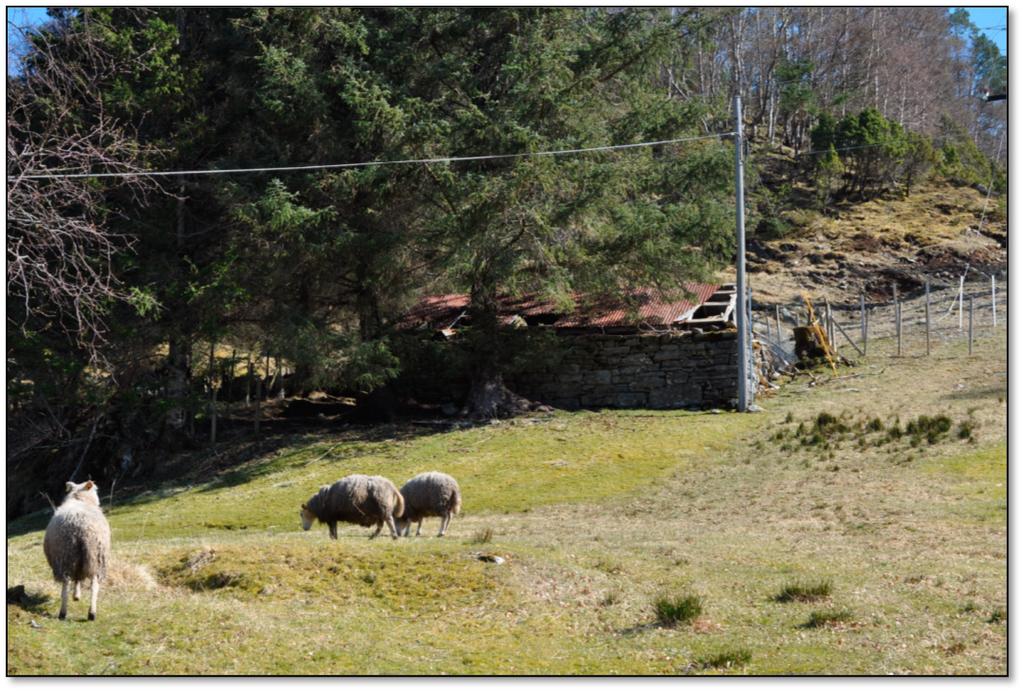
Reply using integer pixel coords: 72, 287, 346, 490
158, 543, 501, 613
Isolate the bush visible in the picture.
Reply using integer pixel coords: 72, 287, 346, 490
696, 648, 752, 670
654, 594, 703, 626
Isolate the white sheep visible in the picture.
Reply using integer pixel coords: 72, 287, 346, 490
395, 471, 462, 537
43, 480, 111, 620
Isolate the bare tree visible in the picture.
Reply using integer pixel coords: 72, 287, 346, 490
6, 11, 158, 359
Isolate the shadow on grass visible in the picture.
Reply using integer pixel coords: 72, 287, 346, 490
7, 585, 51, 615
616, 622, 664, 637
7, 417, 459, 539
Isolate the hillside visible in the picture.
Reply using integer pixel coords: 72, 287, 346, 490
735, 180, 1006, 306
7, 327, 1006, 674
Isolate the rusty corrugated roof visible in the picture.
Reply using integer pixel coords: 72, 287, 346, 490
399, 283, 720, 331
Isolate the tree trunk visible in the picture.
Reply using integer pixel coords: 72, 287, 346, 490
462, 283, 531, 419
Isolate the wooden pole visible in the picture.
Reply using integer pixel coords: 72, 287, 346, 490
227, 348, 236, 418
958, 273, 965, 331
824, 297, 832, 348
208, 341, 217, 444
775, 304, 782, 342
864, 307, 868, 355
832, 316, 865, 356
254, 365, 262, 434
896, 300, 902, 357
860, 292, 866, 356
246, 355, 252, 407
991, 274, 997, 327
969, 296, 974, 355
924, 280, 931, 356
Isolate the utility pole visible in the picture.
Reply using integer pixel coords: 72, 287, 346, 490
734, 95, 749, 412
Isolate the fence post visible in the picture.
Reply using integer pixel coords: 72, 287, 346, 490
859, 292, 866, 356
864, 305, 869, 355
991, 274, 997, 327
925, 280, 931, 356
896, 300, 902, 357
775, 304, 782, 343
254, 352, 262, 434
958, 274, 965, 331
208, 341, 217, 445
969, 296, 974, 355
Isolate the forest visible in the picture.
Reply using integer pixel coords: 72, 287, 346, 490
6, 7, 1007, 516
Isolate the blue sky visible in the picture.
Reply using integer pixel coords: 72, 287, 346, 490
966, 6, 1008, 52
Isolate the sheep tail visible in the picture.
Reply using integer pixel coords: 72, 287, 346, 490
393, 490, 405, 519
451, 490, 462, 516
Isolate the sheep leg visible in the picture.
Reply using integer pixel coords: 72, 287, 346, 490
73, 581, 82, 601
328, 522, 338, 540
369, 523, 382, 539
438, 512, 450, 537
415, 520, 422, 537
58, 579, 70, 620
385, 514, 399, 540
88, 577, 99, 621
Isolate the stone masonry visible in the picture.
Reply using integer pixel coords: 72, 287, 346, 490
508, 328, 739, 410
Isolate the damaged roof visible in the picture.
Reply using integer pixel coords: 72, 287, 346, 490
399, 283, 721, 332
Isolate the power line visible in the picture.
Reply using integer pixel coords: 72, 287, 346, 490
18, 132, 736, 181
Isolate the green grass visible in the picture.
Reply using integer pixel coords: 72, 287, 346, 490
7, 332, 1006, 674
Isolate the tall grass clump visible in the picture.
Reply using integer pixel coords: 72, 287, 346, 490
696, 648, 753, 670
654, 593, 703, 626
773, 579, 833, 603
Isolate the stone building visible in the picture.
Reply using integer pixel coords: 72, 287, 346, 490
399, 283, 742, 410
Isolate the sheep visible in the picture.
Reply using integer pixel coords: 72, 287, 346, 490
300, 474, 404, 540
395, 471, 462, 538
43, 480, 111, 621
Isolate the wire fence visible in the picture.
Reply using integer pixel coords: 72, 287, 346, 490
749, 273, 1006, 363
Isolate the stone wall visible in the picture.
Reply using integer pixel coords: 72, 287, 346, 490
507, 329, 739, 410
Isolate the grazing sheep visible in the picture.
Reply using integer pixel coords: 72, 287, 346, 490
395, 471, 462, 538
43, 480, 111, 621
300, 474, 404, 540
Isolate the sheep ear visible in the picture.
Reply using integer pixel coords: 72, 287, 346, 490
301, 503, 307, 510
65, 482, 75, 493
83, 480, 95, 491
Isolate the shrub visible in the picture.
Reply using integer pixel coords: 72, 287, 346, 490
774, 579, 833, 603
654, 594, 703, 626
696, 648, 752, 670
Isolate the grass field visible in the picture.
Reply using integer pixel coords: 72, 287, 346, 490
7, 331, 1006, 675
